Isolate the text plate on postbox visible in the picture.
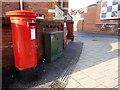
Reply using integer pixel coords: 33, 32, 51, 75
31, 28, 36, 40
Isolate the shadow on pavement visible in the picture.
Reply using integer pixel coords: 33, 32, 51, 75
72, 31, 118, 74
6, 41, 83, 89
4, 32, 119, 89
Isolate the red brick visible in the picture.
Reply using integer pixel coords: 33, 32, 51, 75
77, 0, 119, 33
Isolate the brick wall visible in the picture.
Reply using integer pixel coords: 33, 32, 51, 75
63, 1, 68, 15
66, 21, 74, 41
77, 0, 119, 33
2, 2, 56, 20
2, 2, 19, 17
36, 19, 62, 62
84, 5, 97, 32
2, 17, 14, 70
2, 17, 16, 86
77, 4, 97, 32
2, 26, 14, 70
77, 20, 83, 31
2, 1, 69, 20
23, 2, 55, 20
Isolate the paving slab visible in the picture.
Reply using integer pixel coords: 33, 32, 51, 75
66, 32, 118, 89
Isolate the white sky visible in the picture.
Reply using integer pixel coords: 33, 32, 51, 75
68, 0, 99, 10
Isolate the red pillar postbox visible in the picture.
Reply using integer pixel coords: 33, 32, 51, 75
66, 20, 74, 41
6, 10, 37, 68
6, 10, 38, 82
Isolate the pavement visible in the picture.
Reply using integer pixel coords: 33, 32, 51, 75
65, 32, 119, 89
7, 38, 83, 89
5, 32, 119, 89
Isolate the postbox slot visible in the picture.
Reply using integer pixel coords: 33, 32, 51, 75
29, 23, 35, 26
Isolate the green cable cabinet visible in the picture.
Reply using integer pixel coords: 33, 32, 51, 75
44, 31, 63, 62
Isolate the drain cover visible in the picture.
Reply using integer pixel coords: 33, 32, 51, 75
49, 52, 83, 89
49, 43, 83, 89
92, 39, 98, 41
49, 80, 67, 89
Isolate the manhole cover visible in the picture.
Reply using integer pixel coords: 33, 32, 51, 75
92, 39, 98, 41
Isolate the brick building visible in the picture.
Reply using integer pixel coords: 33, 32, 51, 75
2, 0, 68, 20
75, 0, 120, 33
76, 4, 97, 32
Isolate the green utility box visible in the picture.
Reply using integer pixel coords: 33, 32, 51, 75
44, 31, 63, 63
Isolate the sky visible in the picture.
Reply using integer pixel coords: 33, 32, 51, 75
68, 0, 99, 10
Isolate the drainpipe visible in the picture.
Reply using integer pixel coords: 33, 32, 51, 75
20, 0, 23, 10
